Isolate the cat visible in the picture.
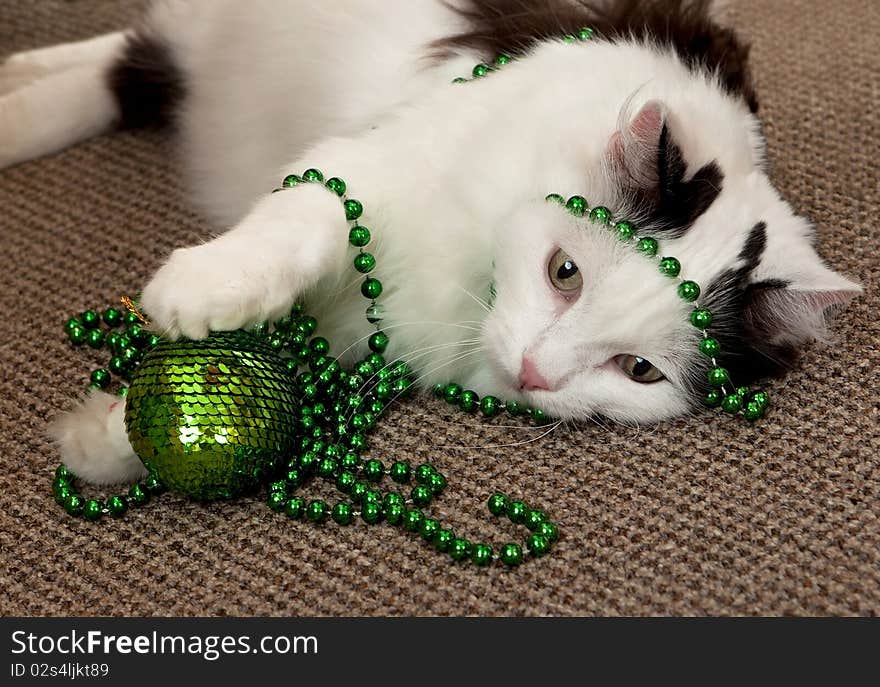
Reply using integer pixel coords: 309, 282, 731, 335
2, 0, 860, 484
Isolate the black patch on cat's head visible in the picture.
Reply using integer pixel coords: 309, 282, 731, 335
696, 222, 798, 392
436, 0, 758, 112
624, 124, 724, 239
108, 31, 185, 129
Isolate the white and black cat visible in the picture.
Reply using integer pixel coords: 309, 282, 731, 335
2, 0, 859, 484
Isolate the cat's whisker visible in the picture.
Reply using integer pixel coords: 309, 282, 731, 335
433, 419, 563, 450
456, 285, 492, 313
330, 320, 482, 364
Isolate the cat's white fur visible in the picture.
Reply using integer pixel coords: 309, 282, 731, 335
1, 1, 859, 484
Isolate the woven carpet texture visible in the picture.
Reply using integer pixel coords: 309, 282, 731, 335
0, 0, 877, 616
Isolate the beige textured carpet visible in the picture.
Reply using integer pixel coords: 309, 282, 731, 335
1, 0, 877, 617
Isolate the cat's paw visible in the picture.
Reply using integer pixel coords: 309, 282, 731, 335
140, 237, 298, 340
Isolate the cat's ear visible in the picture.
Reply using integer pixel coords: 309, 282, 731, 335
607, 100, 668, 189
743, 244, 861, 347
606, 100, 723, 231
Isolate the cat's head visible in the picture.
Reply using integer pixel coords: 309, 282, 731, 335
483, 99, 861, 423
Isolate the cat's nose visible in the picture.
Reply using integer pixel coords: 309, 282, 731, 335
519, 356, 551, 391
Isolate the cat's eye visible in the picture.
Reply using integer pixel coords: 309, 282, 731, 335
548, 249, 582, 294
614, 355, 665, 383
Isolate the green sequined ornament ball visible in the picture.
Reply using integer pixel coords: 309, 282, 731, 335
124, 330, 300, 500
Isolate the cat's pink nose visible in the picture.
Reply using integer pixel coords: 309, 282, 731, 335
519, 356, 551, 391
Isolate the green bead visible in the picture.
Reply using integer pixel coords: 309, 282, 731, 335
361, 278, 382, 299
565, 195, 587, 216
471, 544, 493, 566
707, 367, 730, 388
589, 206, 611, 224
721, 394, 743, 414
526, 534, 550, 556
282, 174, 302, 188
499, 543, 523, 566
368, 331, 389, 353
375, 381, 392, 400
525, 508, 546, 531
678, 280, 701, 302
302, 168, 324, 183
384, 503, 405, 525
55, 464, 73, 481
414, 463, 435, 483
102, 307, 123, 327
82, 499, 103, 521
144, 474, 165, 494
384, 491, 405, 508
64, 317, 81, 334
365, 353, 385, 370
411, 485, 433, 507
487, 492, 508, 516
286, 467, 304, 486
537, 521, 559, 542
690, 308, 713, 329
743, 400, 764, 421
308, 336, 330, 356
349, 433, 368, 453
269, 479, 287, 494
107, 357, 125, 376
449, 538, 472, 562
419, 517, 440, 541
285, 497, 305, 519
428, 472, 447, 495
306, 499, 329, 522
495, 53, 512, 65
107, 495, 127, 517
123, 312, 140, 327
389, 461, 411, 483
331, 502, 353, 525
433, 529, 454, 552
480, 395, 501, 417
403, 508, 424, 532
658, 257, 681, 277
578, 26, 595, 40
361, 501, 382, 524
80, 310, 100, 329
752, 391, 770, 410
637, 237, 659, 256
325, 177, 346, 196
354, 252, 376, 273
392, 377, 412, 397
344, 199, 363, 221
336, 471, 356, 493
472, 63, 490, 77
350, 481, 368, 502
298, 315, 318, 335
562, 34, 577, 43
128, 484, 149, 506
699, 337, 721, 357
267, 490, 287, 512
458, 389, 479, 412
705, 389, 723, 407
545, 193, 565, 204
451, 77, 468, 84
317, 458, 337, 478
90, 369, 111, 389
68, 325, 87, 345
86, 329, 104, 349
614, 220, 635, 241
736, 386, 751, 398
349, 226, 371, 247
507, 500, 529, 524
443, 383, 462, 404
362, 458, 385, 482
505, 400, 526, 416
63, 494, 85, 516
530, 408, 550, 425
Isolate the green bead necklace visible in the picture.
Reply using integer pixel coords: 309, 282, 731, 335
53, 168, 558, 569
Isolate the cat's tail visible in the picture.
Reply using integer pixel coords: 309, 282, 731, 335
0, 23, 183, 169
48, 391, 147, 485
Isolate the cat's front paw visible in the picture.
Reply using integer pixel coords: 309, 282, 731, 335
140, 238, 297, 340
